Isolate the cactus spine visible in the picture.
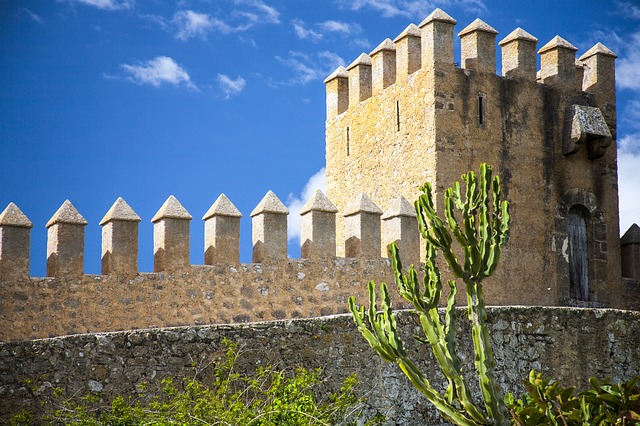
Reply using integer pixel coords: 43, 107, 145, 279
349, 163, 510, 425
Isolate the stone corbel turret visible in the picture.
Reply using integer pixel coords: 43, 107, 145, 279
563, 104, 612, 159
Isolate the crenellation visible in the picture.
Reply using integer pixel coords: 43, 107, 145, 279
418, 8, 457, 69
346, 53, 372, 104
300, 190, 338, 259
250, 190, 289, 263
203, 194, 242, 265
370, 38, 396, 94
344, 193, 383, 259
0, 203, 33, 278
579, 43, 617, 126
100, 197, 141, 276
381, 195, 420, 267
323, 66, 349, 119
151, 195, 192, 272
498, 27, 538, 80
393, 23, 421, 78
458, 18, 499, 73
538, 35, 579, 87
46, 200, 88, 277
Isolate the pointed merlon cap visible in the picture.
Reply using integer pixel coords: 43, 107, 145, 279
203, 193, 242, 220
323, 66, 348, 84
46, 200, 88, 228
344, 193, 383, 217
418, 8, 457, 27
346, 53, 372, 71
458, 18, 498, 37
621, 223, 640, 245
250, 190, 289, 217
151, 195, 192, 223
99, 197, 141, 226
0, 202, 33, 228
381, 195, 416, 219
499, 27, 537, 46
393, 23, 421, 42
370, 38, 396, 56
579, 42, 617, 61
300, 190, 338, 215
538, 36, 578, 54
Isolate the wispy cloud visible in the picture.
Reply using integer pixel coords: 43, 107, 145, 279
291, 19, 364, 45
617, 32, 640, 91
120, 56, 196, 89
292, 19, 323, 41
319, 20, 361, 34
275, 51, 345, 85
217, 74, 246, 98
173, 10, 227, 40
615, 1, 640, 20
286, 168, 327, 242
17, 8, 44, 24
171, 1, 279, 40
65, 0, 134, 10
334, 0, 485, 18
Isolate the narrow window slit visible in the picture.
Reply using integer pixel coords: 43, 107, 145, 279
478, 94, 485, 126
396, 101, 401, 131
346, 127, 350, 156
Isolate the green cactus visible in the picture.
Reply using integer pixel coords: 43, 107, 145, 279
349, 163, 510, 426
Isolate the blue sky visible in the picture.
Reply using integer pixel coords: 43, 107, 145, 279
1, 0, 639, 276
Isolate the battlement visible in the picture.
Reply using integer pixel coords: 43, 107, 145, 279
0, 192, 420, 281
324, 8, 616, 119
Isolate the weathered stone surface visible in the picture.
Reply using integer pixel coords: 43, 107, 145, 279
202, 193, 242, 220
46, 200, 88, 227
151, 195, 192, 222
0, 203, 33, 228
1, 307, 638, 425
99, 198, 141, 225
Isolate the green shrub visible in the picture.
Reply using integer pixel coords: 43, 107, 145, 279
12, 339, 382, 426
508, 371, 640, 425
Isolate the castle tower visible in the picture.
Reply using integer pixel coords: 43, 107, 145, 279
325, 10, 621, 308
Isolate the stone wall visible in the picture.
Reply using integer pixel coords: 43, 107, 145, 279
0, 258, 413, 342
1, 307, 639, 424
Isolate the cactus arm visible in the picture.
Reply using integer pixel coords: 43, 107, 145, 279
466, 280, 510, 425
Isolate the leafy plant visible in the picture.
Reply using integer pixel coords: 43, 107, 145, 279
349, 163, 511, 425
507, 371, 640, 425
11, 339, 382, 426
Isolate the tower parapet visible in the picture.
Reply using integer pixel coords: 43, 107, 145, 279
324, 9, 624, 311
459, 18, 499, 73
498, 28, 537, 80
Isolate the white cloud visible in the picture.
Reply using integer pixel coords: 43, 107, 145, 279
171, 2, 279, 40
618, 134, 640, 234
335, 0, 485, 18
68, 0, 134, 10
292, 19, 323, 41
173, 10, 227, 40
121, 56, 196, 89
286, 168, 327, 242
276, 51, 346, 85
319, 20, 361, 35
292, 19, 364, 44
217, 74, 246, 98
616, 32, 640, 91
236, 0, 280, 25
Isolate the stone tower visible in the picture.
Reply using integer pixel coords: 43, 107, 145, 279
325, 9, 623, 307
